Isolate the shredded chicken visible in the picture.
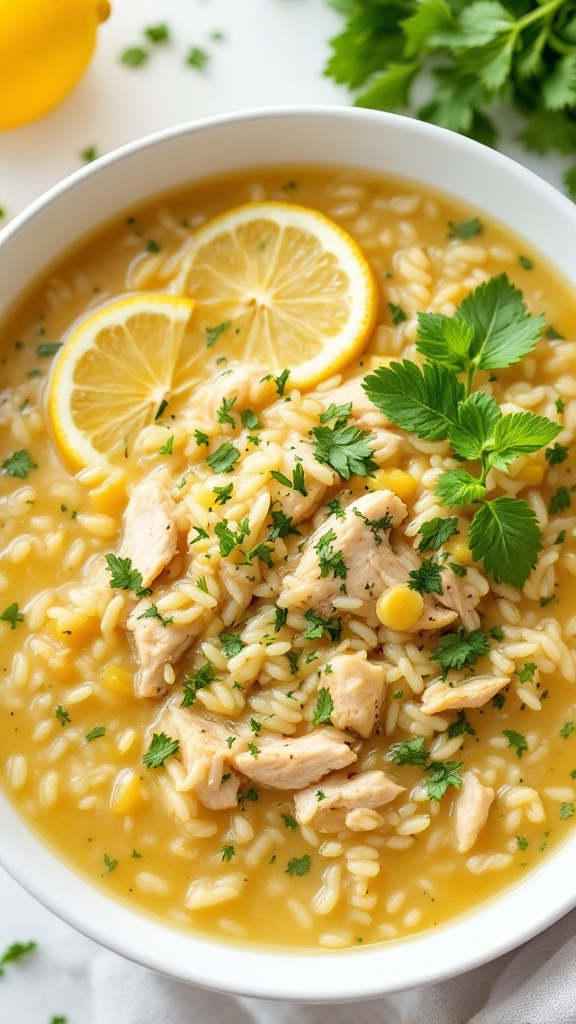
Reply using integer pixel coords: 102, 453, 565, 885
294, 769, 404, 832
453, 771, 495, 852
278, 489, 466, 632
420, 674, 510, 715
325, 653, 385, 738
160, 705, 241, 810
231, 727, 356, 790
183, 363, 278, 423
117, 477, 178, 588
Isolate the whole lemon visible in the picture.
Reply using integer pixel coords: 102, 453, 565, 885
0, 0, 111, 129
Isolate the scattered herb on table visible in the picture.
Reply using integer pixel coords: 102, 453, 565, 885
0, 941, 37, 975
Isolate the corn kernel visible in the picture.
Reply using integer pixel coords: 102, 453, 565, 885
376, 584, 424, 631
101, 662, 134, 699
371, 469, 417, 502
451, 542, 473, 566
89, 470, 127, 516
111, 769, 144, 815
520, 464, 545, 486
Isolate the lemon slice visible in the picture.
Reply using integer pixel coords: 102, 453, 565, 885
170, 201, 378, 389
48, 293, 198, 470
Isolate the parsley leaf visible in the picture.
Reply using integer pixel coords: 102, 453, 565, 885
54, 705, 71, 726
319, 401, 353, 424
388, 302, 407, 325
214, 518, 250, 557
503, 729, 528, 758
158, 435, 174, 456
312, 423, 377, 479
312, 687, 334, 725
545, 442, 569, 465
362, 360, 463, 441
447, 217, 483, 239
447, 710, 476, 738
385, 736, 428, 766
181, 661, 216, 706
216, 396, 237, 426
314, 528, 348, 579
0, 602, 24, 629
2, 449, 37, 478
241, 409, 260, 430
205, 442, 240, 474
550, 486, 571, 514
219, 631, 246, 657
85, 726, 106, 742
304, 609, 343, 642
407, 556, 444, 595
424, 760, 463, 801
430, 628, 489, 672
417, 516, 459, 552
142, 732, 180, 768
282, 813, 299, 830
104, 554, 152, 599
285, 854, 311, 876
469, 497, 542, 588
0, 941, 37, 975
271, 464, 308, 496
269, 510, 302, 541
435, 469, 487, 507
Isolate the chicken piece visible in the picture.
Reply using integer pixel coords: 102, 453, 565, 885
160, 706, 241, 810
453, 772, 495, 853
420, 674, 510, 715
325, 653, 385, 739
391, 540, 487, 632
312, 376, 402, 462
184, 362, 278, 423
127, 607, 195, 698
118, 477, 178, 588
232, 727, 356, 790
294, 769, 404, 832
278, 489, 458, 632
268, 433, 332, 524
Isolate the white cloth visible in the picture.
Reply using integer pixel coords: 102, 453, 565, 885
89, 909, 576, 1024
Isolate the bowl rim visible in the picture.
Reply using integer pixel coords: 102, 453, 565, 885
2, 104, 576, 1002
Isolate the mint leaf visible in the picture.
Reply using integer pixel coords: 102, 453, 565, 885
435, 469, 486, 507
469, 497, 541, 588
362, 360, 464, 440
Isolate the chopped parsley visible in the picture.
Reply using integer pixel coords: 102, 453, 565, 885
216, 395, 237, 426
144, 23, 170, 43
0, 602, 24, 629
407, 556, 443, 596
181, 661, 216, 706
312, 423, 377, 480
447, 711, 476, 738
385, 736, 428, 766
221, 845, 235, 862
135, 604, 173, 628
261, 368, 290, 396
271, 463, 307, 496
85, 726, 106, 742
213, 483, 233, 505
314, 528, 347, 579
549, 487, 571, 514
205, 442, 240, 474
274, 607, 288, 632
560, 803, 575, 820
417, 516, 459, 552
388, 302, 407, 325
424, 760, 463, 801
219, 631, 246, 658
2, 449, 37, 478
241, 409, 260, 430
104, 554, 152, 599
430, 628, 489, 673
285, 854, 311, 876
36, 342, 63, 357
103, 854, 117, 873
319, 401, 352, 425
303, 609, 342, 642
247, 742, 260, 758
503, 729, 528, 758
447, 218, 483, 239
54, 705, 71, 727
545, 443, 569, 465
120, 46, 149, 67
269, 510, 302, 541
560, 721, 575, 739
518, 663, 537, 684
281, 813, 299, 830
516, 835, 529, 851
186, 46, 210, 70
158, 435, 174, 456
194, 429, 209, 447
142, 732, 180, 768
0, 941, 37, 975
312, 687, 334, 725
214, 518, 250, 556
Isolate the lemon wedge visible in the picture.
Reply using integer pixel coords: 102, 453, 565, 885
170, 201, 378, 389
47, 294, 198, 470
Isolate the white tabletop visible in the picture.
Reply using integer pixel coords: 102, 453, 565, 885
0, 0, 570, 1017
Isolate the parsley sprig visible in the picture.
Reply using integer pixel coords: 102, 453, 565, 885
324, 0, 576, 199
362, 274, 561, 588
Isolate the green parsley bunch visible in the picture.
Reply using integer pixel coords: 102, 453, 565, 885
324, 0, 576, 197
362, 273, 563, 589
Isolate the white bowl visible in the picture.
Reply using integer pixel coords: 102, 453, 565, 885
1, 107, 576, 1002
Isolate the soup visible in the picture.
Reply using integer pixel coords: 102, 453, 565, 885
1, 167, 576, 951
